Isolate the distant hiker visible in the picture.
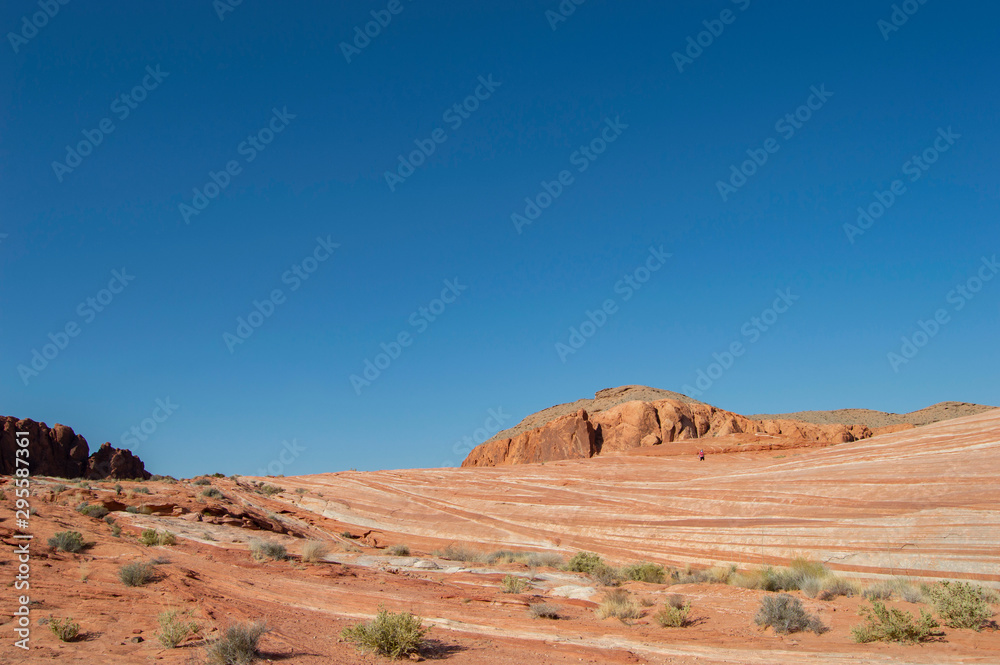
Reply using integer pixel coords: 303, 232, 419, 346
698, 449, 705, 461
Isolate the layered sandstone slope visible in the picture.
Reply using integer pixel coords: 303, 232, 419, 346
750, 401, 996, 428
463, 397, 878, 467
0, 416, 150, 479
281, 409, 1000, 581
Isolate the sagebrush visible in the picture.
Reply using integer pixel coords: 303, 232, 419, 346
341, 606, 426, 659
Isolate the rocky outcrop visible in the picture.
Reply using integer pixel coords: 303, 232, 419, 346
1, 416, 150, 479
462, 399, 880, 467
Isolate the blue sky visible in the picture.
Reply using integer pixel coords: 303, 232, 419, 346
2, 1, 997, 478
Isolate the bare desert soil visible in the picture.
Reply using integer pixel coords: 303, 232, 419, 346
2, 409, 999, 664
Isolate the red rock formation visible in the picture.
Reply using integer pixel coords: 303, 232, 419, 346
1, 416, 150, 479
463, 399, 880, 467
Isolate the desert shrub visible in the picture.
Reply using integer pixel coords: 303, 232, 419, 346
157, 610, 200, 648
249, 538, 287, 561
118, 561, 154, 587
134, 487, 150, 494
139, 505, 154, 514
340, 531, 355, 539
754, 594, 827, 634
863, 581, 894, 601
817, 575, 859, 600
49, 617, 80, 642
851, 601, 939, 643
596, 588, 643, 621
260, 484, 284, 496
295, 487, 307, 495
125, 505, 139, 513
201, 487, 224, 499
51, 483, 67, 494
590, 563, 623, 587
48, 531, 85, 553
139, 529, 175, 546
433, 543, 483, 562
301, 540, 330, 563
193, 478, 211, 485
387, 544, 410, 557
620, 562, 666, 584
341, 606, 426, 659
485, 549, 563, 568
528, 603, 560, 619
77, 503, 109, 519
564, 551, 604, 573
924, 581, 994, 630
114, 483, 123, 495
111, 524, 122, 537
205, 621, 269, 665
655, 601, 692, 627
501, 574, 527, 594
884, 577, 925, 603
526, 552, 564, 568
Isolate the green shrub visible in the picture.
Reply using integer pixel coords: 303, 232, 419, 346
341, 606, 426, 659
301, 540, 329, 563
863, 581, 894, 601
260, 484, 284, 496
49, 617, 80, 641
205, 621, 269, 665
134, 487, 150, 494
77, 503, 109, 519
139, 529, 176, 546
295, 487, 307, 495
193, 478, 212, 486
249, 538, 287, 561
655, 601, 692, 627
528, 603, 560, 619
620, 562, 666, 584
201, 487, 224, 499
111, 524, 122, 538
118, 561, 154, 587
595, 588, 642, 621
501, 575, 527, 594
48, 531, 85, 553
590, 563, 623, 587
157, 610, 200, 648
754, 594, 827, 634
924, 581, 994, 630
114, 483, 123, 495
818, 575, 860, 600
125, 505, 139, 514
851, 601, 939, 643
51, 483, 67, 494
387, 544, 410, 557
564, 552, 603, 573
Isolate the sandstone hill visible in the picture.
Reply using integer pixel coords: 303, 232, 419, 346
464, 386, 995, 467
0, 416, 150, 479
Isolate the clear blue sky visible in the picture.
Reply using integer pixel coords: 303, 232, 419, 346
2, 1, 997, 478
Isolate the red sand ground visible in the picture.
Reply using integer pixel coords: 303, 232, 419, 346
1, 409, 998, 663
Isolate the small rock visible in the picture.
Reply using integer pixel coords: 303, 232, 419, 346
130, 636, 143, 643
132, 629, 142, 634
412, 560, 440, 569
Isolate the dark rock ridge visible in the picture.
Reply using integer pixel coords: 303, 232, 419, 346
1, 416, 151, 479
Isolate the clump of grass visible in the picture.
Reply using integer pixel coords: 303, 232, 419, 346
113, 483, 123, 495
655, 596, 693, 628
852, 601, 939, 643
205, 621, 269, 665
139, 529, 176, 546
341, 606, 426, 659
111, 523, 122, 537
620, 562, 666, 584
590, 563, 623, 587
924, 581, 995, 630
501, 574, 527, 594
48, 530, 85, 553
340, 530, 355, 539
201, 487, 224, 499
51, 483, 67, 494
387, 544, 410, 557
595, 588, 643, 622
301, 540, 330, 563
157, 609, 200, 648
564, 551, 604, 573
134, 486, 151, 495
528, 603, 560, 619
433, 543, 484, 562
295, 487, 307, 495
817, 575, 860, 600
49, 617, 80, 641
249, 538, 287, 561
754, 594, 827, 634
125, 505, 139, 514
76, 503, 109, 519
118, 561, 155, 587
260, 484, 284, 496
193, 478, 212, 486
